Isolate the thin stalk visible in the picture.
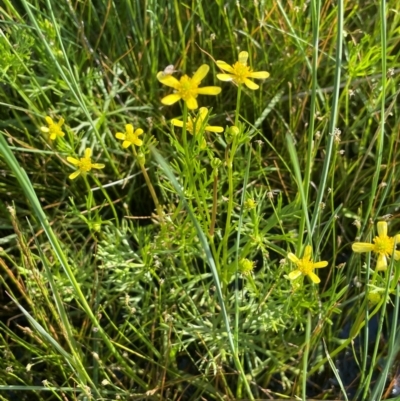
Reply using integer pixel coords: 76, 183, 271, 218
91, 175, 120, 228
209, 173, 218, 237
235, 150, 252, 352
299, 0, 320, 244
222, 148, 234, 283
132, 146, 164, 223
234, 85, 242, 126
302, 311, 311, 400
310, 0, 343, 235
361, 0, 387, 231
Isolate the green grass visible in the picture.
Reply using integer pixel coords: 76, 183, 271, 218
1, 0, 400, 400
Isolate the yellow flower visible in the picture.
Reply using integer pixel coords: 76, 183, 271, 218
40, 116, 65, 140
352, 221, 400, 271
216, 51, 270, 90
171, 107, 223, 135
287, 245, 328, 284
115, 124, 144, 148
156, 64, 221, 110
66, 148, 105, 180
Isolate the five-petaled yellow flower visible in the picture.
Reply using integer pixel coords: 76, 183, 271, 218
352, 221, 400, 271
216, 51, 270, 90
157, 64, 221, 110
287, 245, 328, 284
171, 107, 223, 135
115, 124, 144, 148
40, 116, 65, 140
67, 148, 105, 180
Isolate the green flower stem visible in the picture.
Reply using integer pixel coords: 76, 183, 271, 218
180, 103, 211, 227
132, 146, 164, 223
209, 173, 218, 237
182, 103, 189, 154
234, 85, 242, 126
91, 175, 120, 229
222, 147, 235, 284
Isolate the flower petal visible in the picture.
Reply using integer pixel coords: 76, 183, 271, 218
238, 51, 249, 65
352, 242, 374, 253
135, 128, 144, 136
92, 163, 105, 169
216, 61, 234, 73
40, 127, 49, 133
45, 116, 54, 125
84, 148, 92, 158
67, 157, 80, 165
58, 118, 65, 127
69, 170, 81, 180
126, 124, 134, 135
186, 97, 198, 110
249, 71, 270, 79
197, 86, 222, 95
244, 78, 259, 90
376, 254, 387, 271
192, 64, 209, 83
308, 271, 321, 284
50, 133, 57, 140
205, 125, 224, 133
287, 252, 299, 264
115, 132, 126, 140
199, 107, 209, 119
161, 93, 182, 105
122, 141, 132, 148
216, 73, 234, 82
156, 72, 180, 88
313, 261, 328, 268
394, 250, 400, 260
377, 221, 388, 237
395, 234, 400, 244
133, 138, 143, 146
288, 270, 302, 280
171, 119, 184, 128
303, 245, 312, 260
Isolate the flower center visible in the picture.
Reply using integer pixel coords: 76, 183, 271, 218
126, 131, 137, 143
297, 259, 314, 275
78, 157, 93, 172
373, 235, 395, 256
178, 75, 199, 101
49, 125, 60, 136
232, 62, 251, 83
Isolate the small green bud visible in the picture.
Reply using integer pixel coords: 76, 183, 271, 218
239, 258, 255, 276
137, 151, 146, 166
224, 125, 239, 144
244, 198, 257, 210
211, 157, 222, 177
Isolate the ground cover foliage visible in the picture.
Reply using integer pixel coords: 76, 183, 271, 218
0, 0, 400, 400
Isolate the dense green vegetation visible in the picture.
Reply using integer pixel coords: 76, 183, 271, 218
1, 1, 400, 400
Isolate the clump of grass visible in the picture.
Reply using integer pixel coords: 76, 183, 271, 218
1, 1, 400, 400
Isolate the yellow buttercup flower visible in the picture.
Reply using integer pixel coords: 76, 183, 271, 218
352, 221, 400, 271
115, 124, 143, 148
216, 51, 270, 90
157, 64, 221, 110
66, 148, 105, 180
287, 245, 328, 284
171, 107, 223, 135
40, 116, 65, 140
